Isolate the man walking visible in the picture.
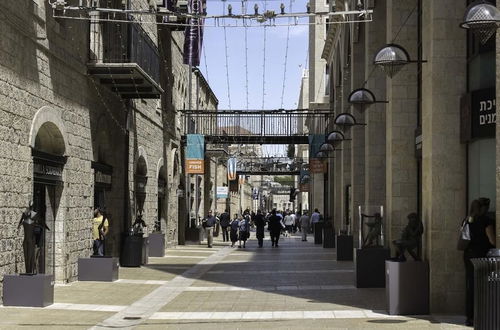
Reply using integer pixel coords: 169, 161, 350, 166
311, 208, 321, 233
299, 211, 311, 241
254, 209, 266, 248
268, 209, 284, 247
203, 210, 217, 248
219, 209, 230, 242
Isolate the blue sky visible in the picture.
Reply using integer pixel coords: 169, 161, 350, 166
200, 0, 309, 156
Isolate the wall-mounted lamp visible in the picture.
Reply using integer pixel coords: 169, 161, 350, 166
348, 88, 388, 107
460, 1, 500, 45
334, 112, 366, 131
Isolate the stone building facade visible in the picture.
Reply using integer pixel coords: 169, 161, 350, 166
317, 0, 500, 314
0, 0, 219, 292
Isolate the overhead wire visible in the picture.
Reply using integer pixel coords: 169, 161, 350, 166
222, 0, 232, 109
261, 0, 268, 110
244, 1, 250, 110
280, 0, 292, 109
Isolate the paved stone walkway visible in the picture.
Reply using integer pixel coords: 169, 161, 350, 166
0, 232, 470, 329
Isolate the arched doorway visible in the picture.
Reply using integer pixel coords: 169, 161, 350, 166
31, 118, 67, 277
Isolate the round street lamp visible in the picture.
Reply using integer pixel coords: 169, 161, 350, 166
460, 1, 500, 45
373, 44, 410, 78
348, 88, 388, 107
319, 143, 335, 153
315, 151, 328, 159
334, 112, 365, 132
326, 130, 346, 146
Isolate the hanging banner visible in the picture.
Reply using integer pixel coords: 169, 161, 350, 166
216, 186, 229, 199
186, 134, 205, 174
308, 134, 326, 158
308, 134, 327, 173
227, 157, 237, 181
309, 159, 327, 173
238, 175, 246, 185
183, 0, 206, 66
299, 169, 311, 192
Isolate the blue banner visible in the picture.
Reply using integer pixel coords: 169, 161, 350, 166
187, 134, 204, 159
308, 134, 325, 158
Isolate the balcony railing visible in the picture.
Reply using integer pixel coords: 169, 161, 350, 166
88, 20, 163, 99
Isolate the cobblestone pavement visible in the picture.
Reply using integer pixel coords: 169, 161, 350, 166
0, 232, 470, 329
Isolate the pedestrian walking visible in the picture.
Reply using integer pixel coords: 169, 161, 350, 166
202, 210, 217, 248
268, 209, 285, 247
219, 209, 231, 242
299, 211, 311, 241
463, 198, 496, 326
254, 209, 266, 248
229, 214, 239, 247
284, 212, 294, 237
238, 214, 250, 248
311, 209, 320, 233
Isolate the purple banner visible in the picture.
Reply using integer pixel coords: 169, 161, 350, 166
183, 0, 205, 66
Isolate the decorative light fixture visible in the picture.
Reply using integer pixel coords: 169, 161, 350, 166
326, 130, 346, 146
460, 1, 500, 45
334, 113, 365, 131
373, 44, 411, 78
319, 143, 335, 153
315, 151, 329, 159
348, 88, 388, 106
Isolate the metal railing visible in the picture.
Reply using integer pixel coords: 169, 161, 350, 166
89, 19, 160, 84
182, 110, 332, 137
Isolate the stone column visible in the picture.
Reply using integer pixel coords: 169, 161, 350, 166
364, 0, 387, 216
421, 0, 467, 313
385, 0, 419, 246
350, 23, 366, 247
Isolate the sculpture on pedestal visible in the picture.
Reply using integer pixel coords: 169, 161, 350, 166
17, 202, 50, 274
392, 212, 423, 261
361, 213, 383, 248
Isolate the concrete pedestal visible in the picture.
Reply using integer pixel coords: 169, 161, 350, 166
148, 233, 165, 257
355, 248, 390, 288
3, 274, 54, 307
142, 237, 149, 265
336, 235, 353, 261
386, 260, 429, 315
78, 257, 119, 282
120, 235, 143, 267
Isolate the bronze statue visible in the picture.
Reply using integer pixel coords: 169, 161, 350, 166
392, 213, 423, 261
17, 202, 50, 274
361, 212, 382, 248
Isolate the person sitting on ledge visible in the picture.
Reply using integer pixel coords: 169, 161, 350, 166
392, 212, 423, 262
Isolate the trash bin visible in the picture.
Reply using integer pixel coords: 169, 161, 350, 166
120, 235, 143, 267
471, 249, 500, 330
314, 222, 323, 245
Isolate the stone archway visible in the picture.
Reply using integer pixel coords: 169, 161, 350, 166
29, 106, 67, 281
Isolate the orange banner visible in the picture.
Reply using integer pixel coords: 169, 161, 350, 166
186, 159, 205, 174
299, 184, 310, 192
309, 159, 327, 174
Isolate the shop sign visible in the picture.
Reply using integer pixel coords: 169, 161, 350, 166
271, 186, 293, 195
309, 159, 327, 173
186, 159, 204, 174
32, 149, 66, 184
34, 163, 63, 180
92, 162, 113, 189
471, 88, 496, 139
299, 183, 310, 192
216, 186, 228, 199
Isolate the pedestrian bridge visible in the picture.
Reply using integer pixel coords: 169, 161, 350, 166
181, 109, 333, 144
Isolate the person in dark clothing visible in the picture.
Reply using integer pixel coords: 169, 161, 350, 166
463, 198, 496, 326
268, 209, 284, 247
219, 210, 231, 242
230, 214, 240, 247
254, 209, 266, 248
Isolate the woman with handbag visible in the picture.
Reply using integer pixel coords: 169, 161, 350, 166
462, 198, 496, 326
238, 215, 250, 248
229, 214, 240, 248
